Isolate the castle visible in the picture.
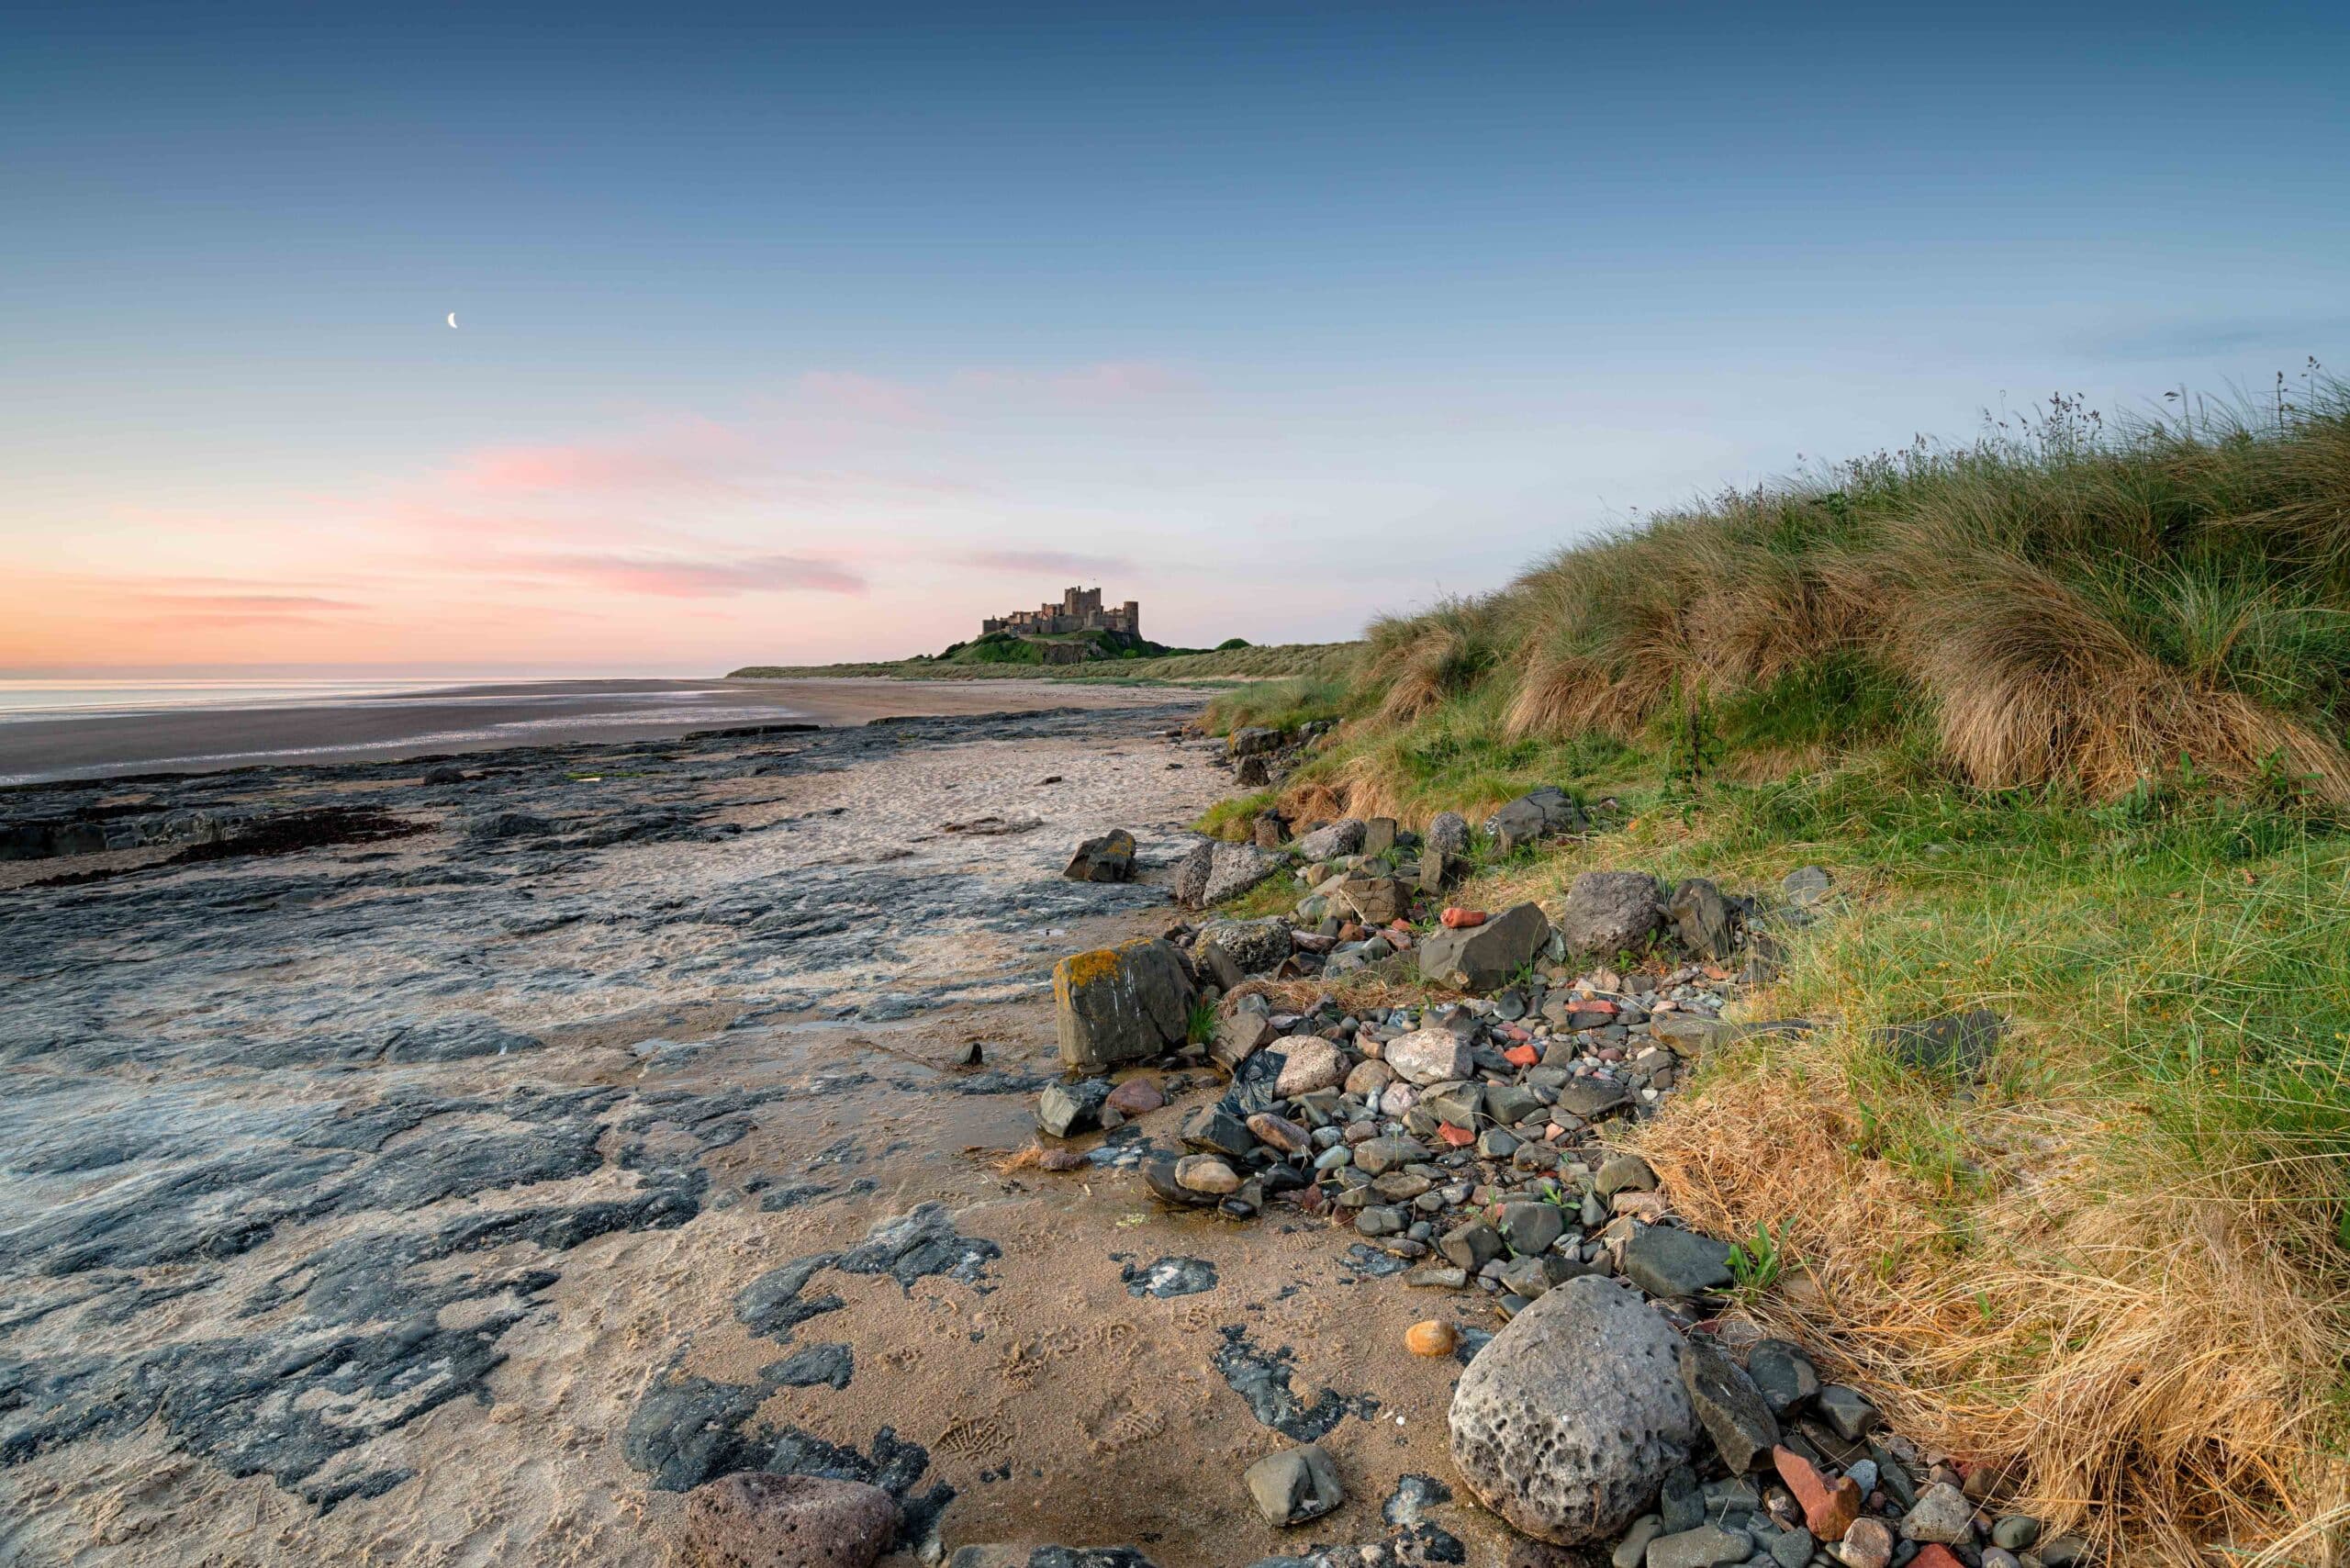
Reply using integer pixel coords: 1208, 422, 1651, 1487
980, 586, 1140, 641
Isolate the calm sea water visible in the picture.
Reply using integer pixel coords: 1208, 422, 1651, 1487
0, 678, 499, 722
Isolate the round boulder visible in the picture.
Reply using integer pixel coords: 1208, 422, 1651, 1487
1557, 870, 1663, 957
681, 1472, 899, 1568
1448, 1275, 1696, 1544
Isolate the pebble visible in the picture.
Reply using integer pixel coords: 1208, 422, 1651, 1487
1173, 1155, 1241, 1195
1404, 1320, 1457, 1356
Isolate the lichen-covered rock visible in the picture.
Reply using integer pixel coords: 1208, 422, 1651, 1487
1203, 846, 1278, 907
1558, 871, 1663, 957
1063, 828, 1136, 883
1054, 938, 1195, 1071
1417, 901, 1550, 991
1425, 811, 1472, 856
1192, 917, 1292, 977
681, 1471, 900, 1568
1448, 1275, 1695, 1544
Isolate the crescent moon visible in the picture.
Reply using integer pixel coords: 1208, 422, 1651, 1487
446, 312, 458, 329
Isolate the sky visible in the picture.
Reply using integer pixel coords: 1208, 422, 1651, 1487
5, 1, 2346, 677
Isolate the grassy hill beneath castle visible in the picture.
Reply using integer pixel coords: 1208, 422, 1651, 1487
728, 636, 1358, 684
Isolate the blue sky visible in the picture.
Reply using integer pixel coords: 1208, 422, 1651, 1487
5, 1, 2345, 672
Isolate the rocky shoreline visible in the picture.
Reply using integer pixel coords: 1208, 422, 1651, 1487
0, 703, 2087, 1568
986, 724, 2092, 1568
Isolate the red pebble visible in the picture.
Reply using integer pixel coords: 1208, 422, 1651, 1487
1439, 908, 1487, 928
1436, 1122, 1476, 1148
1908, 1551, 1964, 1568
1503, 1044, 1539, 1067
1774, 1446, 1861, 1540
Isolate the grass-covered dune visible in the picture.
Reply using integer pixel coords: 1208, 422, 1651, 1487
1207, 386, 2350, 1564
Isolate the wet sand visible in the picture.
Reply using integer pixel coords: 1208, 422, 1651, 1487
0, 704, 1501, 1567
0, 677, 1177, 786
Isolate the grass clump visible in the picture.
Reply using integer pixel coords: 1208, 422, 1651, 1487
1296, 381, 2350, 819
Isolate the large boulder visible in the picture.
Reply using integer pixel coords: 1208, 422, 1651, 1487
1449, 1275, 1697, 1543
1064, 829, 1137, 883
680, 1472, 899, 1568
1483, 787, 1586, 852
1418, 902, 1550, 991
1054, 939, 1196, 1071
1558, 871, 1663, 957
1295, 818, 1365, 860
1228, 726, 1284, 757
1192, 918, 1292, 977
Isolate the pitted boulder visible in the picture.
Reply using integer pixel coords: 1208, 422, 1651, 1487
1448, 1275, 1695, 1544
1053, 939, 1195, 1072
1558, 871, 1663, 957
1192, 918, 1292, 978
1424, 811, 1472, 856
681, 1471, 900, 1568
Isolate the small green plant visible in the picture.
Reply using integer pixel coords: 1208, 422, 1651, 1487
1726, 1219, 1785, 1295
1186, 1000, 1217, 1046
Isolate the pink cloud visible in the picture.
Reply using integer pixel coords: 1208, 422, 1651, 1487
509, 553, 867, 598
959, 548, 1134, 576
133, 592, 363, 612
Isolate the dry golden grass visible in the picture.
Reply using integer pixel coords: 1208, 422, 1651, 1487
1633, 1025, 2350, 1567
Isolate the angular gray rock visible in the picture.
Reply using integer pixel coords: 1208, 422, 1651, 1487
1228, 725, 1284, 756
1064, 828, 1136, 883
1295, 818, 1365, 860
1483, 787, 1586, 852
1036, 1079, 1113, 1138
1448, 1275, 1696, 1544
1618, 1224, 1734, 1298
1557, 871, 1662, 957
1244, 1443, 1345, 1526
1438, 1220, 1505, 1272
1664, 877, 1738, 959
1679, 1337, 1778, 1473
1417, 902, 1550, 991
1878, 1009, 2003, 1078
1054, 938, 1195, 1072
1814, 1383, 1878, 1441
1595, 1153, 1658, 1199
1211, 1009, 1276, 1073
1495, 1201, 1565, 1255
1745, 1339, 1819, 1415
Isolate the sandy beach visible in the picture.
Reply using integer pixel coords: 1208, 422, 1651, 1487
0, 700, 1498, 1567
0, 678, 1178, 787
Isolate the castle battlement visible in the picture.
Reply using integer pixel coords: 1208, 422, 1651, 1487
980, 586, 1139, 641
